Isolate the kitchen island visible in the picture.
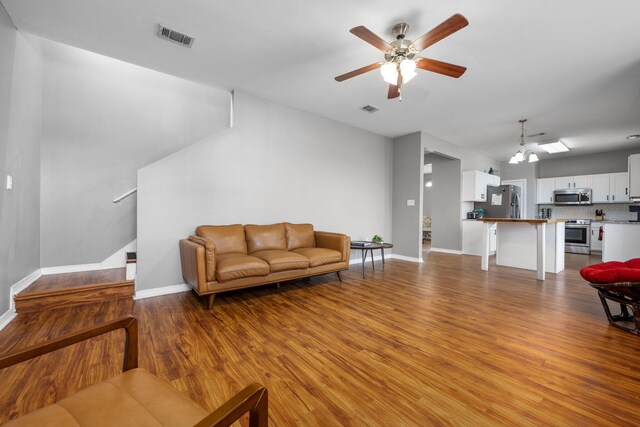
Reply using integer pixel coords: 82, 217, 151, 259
602, 222, 640, 262
479, 218, 566, 280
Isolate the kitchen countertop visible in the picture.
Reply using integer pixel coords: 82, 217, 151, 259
477, 218, 566, 223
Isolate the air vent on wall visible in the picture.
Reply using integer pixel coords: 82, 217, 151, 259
158, 24, 195, 48
361, 104, 379, 113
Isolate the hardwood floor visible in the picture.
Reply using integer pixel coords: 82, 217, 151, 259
1, 251, 639, 425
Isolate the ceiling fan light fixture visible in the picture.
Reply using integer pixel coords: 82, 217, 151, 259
380, 62, 398, 84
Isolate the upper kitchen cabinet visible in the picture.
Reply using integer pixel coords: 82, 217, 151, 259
462, 170, 500, 202
630, 154, 640, 200
536, 178, 555, 204
591, 174, 610, 203
554, 175, 592, 190
610, 172, 630, 203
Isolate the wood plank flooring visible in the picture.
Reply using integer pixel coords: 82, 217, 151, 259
1, 251, 639, 425
14, 268, 134, 313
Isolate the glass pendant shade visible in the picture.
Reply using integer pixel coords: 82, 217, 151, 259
528, 152, 539, 163
400, 59, 417, 83
513, 151, 524, 162
380, 62, 398, 84
509, 155, 519, 164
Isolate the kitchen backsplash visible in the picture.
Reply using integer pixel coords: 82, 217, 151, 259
538, 203, 639, 221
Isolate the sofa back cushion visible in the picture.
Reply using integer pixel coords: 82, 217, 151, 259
196, 224, 247, 255
285, 223, 316, 250
245, 223, 287, 253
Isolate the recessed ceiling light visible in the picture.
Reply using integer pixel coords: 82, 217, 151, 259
539, 140, 569, 154
627, 134, 640, 140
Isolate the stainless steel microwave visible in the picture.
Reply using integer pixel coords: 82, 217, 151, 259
553, 188, 592, 205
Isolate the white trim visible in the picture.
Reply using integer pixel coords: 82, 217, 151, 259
134, 283, 191, 300
349, 255, 383, 265
9, 269, 42, 311
0, 310, 16, 331
40, 263, 101, 275
429, 248, 464, 255
387, 254, 424, 263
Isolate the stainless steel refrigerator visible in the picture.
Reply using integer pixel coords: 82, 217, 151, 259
474, 185, 521, 218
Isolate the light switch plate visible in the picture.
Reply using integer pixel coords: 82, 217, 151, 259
407, 199, 415, 206
6, 175, 12, 190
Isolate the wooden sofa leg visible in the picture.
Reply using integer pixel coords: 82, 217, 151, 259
336, 271, 343, 282
207, 294, 216, 310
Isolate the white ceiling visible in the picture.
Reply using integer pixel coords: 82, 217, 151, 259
3, 0, 640, 161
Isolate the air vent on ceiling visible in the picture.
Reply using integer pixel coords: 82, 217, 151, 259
361, 104, 379, 113
158, 24, 195, 48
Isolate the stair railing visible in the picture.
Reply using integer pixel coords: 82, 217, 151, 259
113, 188, 137, 204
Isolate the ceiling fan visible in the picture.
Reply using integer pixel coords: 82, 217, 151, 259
335, 14, 469, 100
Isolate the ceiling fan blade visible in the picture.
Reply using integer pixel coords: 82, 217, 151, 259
388, 73, 403, 99
335, 62, 382, 82
350, 26, 393, 52
416, 58, 467, 78
388, 84, 400, 99
412, 13, 469, 52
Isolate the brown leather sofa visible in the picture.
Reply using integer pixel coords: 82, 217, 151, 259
180, 223, 350, 309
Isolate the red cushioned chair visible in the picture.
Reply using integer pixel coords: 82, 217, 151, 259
580, 258, 640, 335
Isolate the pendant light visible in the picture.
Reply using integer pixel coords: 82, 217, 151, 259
509, 119, 539, 164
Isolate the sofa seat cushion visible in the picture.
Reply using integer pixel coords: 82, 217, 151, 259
291, 247, 342, 268
251, 250, 310, 273
216, 253, 270, 282
4, 368, 207, 427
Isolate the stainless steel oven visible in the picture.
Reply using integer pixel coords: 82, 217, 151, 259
565, 219, 591, 254
554, 188, 592, 205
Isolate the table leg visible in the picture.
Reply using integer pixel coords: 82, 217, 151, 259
537, 223, 546, 281
361, 249, 366, 278
370, 249, 375, 270
381, 248, 385, 270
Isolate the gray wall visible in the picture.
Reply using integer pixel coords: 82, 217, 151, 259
423, 173, 432, 218
39, 39, 231, 267
392, 132, 424, 259
0, 9, 42, 312
499, 160, 540, 218
539, 147, 640, 178
136, 91, 393, 290
427, 154, 462, 251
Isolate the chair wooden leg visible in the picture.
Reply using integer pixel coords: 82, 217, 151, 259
336, 271, 343, 282
207, 294, 216, 310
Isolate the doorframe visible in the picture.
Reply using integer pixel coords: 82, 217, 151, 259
502, 179, 527, 218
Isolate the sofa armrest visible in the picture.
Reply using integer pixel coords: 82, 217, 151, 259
189, 235, 217, 282
315, 231, 351, 262
180, 239, 209, 292
193, 383, 268, 427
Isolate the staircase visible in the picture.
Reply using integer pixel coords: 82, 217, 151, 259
14, 268, 134, 314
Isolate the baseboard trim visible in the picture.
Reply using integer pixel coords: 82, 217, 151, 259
388, 254, 424, 263
349, 255, 383, 265
430, 248, 463, 255
9, 269, 43, 312
41, 264, 102, 275
0, 309, 16, 331
134, 283, 191, 300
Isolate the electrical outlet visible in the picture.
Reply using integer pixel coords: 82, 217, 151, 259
6, 175, 12, 190
407, 199, 415, 206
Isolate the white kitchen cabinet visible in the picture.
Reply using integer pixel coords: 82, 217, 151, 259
603, 223, 640, 262
462, 171, 500, 202
554, 177, 573, 190
573, 175, 593, 189
630, 154, 640, 200
590, 222, 603, 252
610, 172, 630, 203
591, 174, 611, 203
536, 178, 555, 204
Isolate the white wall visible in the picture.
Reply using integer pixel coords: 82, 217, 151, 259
136, 91, 393, 291
39, 39, 231, 267
0, 9, 42, 313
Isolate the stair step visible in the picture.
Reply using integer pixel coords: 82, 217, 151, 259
14, 268, 134, 314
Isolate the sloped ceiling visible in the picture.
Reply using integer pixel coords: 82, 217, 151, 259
2, 0, 640, 160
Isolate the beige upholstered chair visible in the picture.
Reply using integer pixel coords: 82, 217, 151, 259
0, 316, 268, 426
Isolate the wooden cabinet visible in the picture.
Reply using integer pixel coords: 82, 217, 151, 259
610, 172, 630, 203
630, 154, 640, 200
591, 174, 610, 203
462, 171, 500, 202
591, 222, 603, 252
536, 178, 555, 204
